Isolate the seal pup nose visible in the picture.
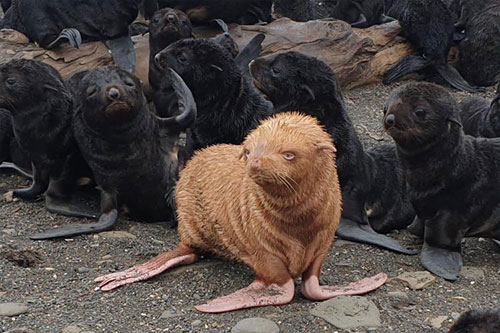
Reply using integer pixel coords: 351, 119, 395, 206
250, 158, 261, 171
385, 114, 395, 127
107, 87, 120, 100
154, 53, 162, 68
167, 14, 176, 23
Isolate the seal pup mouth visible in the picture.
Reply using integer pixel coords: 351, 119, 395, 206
105, 100, 130, 115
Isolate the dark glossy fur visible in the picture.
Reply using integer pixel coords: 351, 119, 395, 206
155, 38, 274, 150
1, 0, 11, 12
156, 0, 272, 24
460, 83, 500, 137
364, 144, 415, 233
272, 0, 336, 21
71, 66, 182, 223
149, 8, 194, 117
0, 0, 138, 48
385, 82, 500, 253
449, 309, 500, 333
334, 0, 387, 27
0, 108, 30, 170
0, 59, 75, 199
455, 0, 500, 87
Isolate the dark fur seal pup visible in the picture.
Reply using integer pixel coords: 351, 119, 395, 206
0, 0, 139, 72
460, 83, 500, 138
449, 308, 500, 333
249, 51, 415, 254
384, 82, 500, 280
0, 59, 96, 219
95, 112, 387, 312
454, 0, 500, 87
383, 0, 480, 93
272, 0, 337, 22
364, 145, 415, 233
154, 37, 273, 150
31, 66, 197, 240
154, 0, 272, 24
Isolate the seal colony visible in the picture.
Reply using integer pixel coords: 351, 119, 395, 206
95, 112, 387, 312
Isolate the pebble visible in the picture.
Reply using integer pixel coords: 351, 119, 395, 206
451, 312, 460, 320
76, 267, 91, 273
0, 302, 29, 316
6, 328, 34, 333
61, 326, 83, 333
231, 317, 280, 333
2, 228, 17, 235
98, 231, 136, 240
101, 255, 112, 260
387, 291, 414, 309
160, 310, 182, 319
191, 320, 202, 327
394, 271, 436, 290
310, 296, 381, 329
460, 266, 485, 280
2, 191, 14, 202
427, 316, 448, 329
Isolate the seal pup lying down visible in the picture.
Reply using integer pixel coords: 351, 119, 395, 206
384, 82, 500, 280
460, 82, 500, 138
249, 51, 415, 254
30, 67, 196, 240
95, 112, 387, 313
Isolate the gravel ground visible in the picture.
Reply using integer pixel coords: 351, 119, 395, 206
1, 79, 498, 333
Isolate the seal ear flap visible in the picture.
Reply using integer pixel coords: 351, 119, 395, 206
316, 142, 337, 154
238, 147, 248, 161
210, 64, 223, 72
300, 85, 316, 102
447, 116, 462, 128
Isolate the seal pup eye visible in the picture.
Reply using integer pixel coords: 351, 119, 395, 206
271, 67, 280, 76
245, 149, 250, 158
153, 16, 161, 24
5, 78, 15, 86
177, 53, 187, 64
124, 79, 135, 87
86, 85, 97, 97
414, 108, 426, 119
282, 152, 295, 160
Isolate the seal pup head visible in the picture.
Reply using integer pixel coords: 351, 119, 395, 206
383, 82, 462, 150
0, 59, 69, 115
149, 8, 193, 47
75, 66, 146, 131
249, 51, 343, 113
241, 112, 336, 193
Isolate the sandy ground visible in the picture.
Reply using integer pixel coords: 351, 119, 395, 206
1, 78, 498, 333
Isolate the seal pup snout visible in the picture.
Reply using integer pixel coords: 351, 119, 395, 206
384, 113, 396, 128
107, 87, 121, 100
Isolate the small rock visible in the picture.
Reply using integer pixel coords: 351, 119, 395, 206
98, 231, 136, 240
2, 229, 17, 235
394, 271, 436, 290
191, 320, 202, 327
2, 191, 13, 202
460, 266, 485, 280
427, 316, 448, 329
76, 267, 90, 273
0, 291, 5, 297
160, 310, 182, 319
451, 312, 460, 320
310, 296, 381, 329
387, 291, 414, 309
0, 303, 29, 316
101, 255, 112, 260
6, 328, 34, 333
61, 326, 83, 333
231, 317, 280, 333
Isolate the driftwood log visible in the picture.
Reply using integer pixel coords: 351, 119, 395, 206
0, 18, 412, 90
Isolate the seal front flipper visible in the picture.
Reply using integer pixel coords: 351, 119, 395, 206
44, 195, 98, 219
235, 34, 265, 77
434, 63, 483, 93
351, 13, 368, 28
383, 54, 430, 85
0, 162, 32, 179
106, 35, 136, 73
13, 163, 49, 201
47, 28, 82, 49
30, 191, 118, 240
421, 242, 462, 281
337, 219, 417, 254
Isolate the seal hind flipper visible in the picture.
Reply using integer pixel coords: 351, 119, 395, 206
105, 35, 136, 73
44, 195, 98, 219
336, 218, 417, 255
30, 208, 118, 240
421, 242, 462, 281
434, 63, 483, 93
0, 162, 32, 179
379, 14, 395, 24
13, 163, 49, 201
46, 28, 82, 49
383, 54, 430, 85
351, 13, 368, 28
211, 18, 229, 33
235, 34, 265, 76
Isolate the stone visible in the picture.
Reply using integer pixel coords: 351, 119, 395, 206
387, 291, 414, 309
61, 326, 83, 333
394, 271, 436, 290
6, 328, 34, 333
160, 310, 182, 319
2, 191, 13, 202
191, 320, 202, 327
460, 266, 485, 280
231, 317, 280, 333
0, 303, 29, 316
310, 296, 381, 329
427, 316, 448, 329
76, 267, 91, 273
98, 231, 136, 240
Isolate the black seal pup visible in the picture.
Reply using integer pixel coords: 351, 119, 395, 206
0, 0, 139, 72
383, 0, 480, 93
449, 308, 500, 333
154, 0, 272, 24
454, 0, 500, 87
154, 36, 273, 150
30, 67, 196, 240
95, 112, 387, 312
384, 82, 500, 280
272, 0, 337, 22
460, 83, 500, 138
249, 51, 415, 254
0, 59, 96, 219
333, 0, 394, 28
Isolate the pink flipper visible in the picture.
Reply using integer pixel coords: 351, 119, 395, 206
95, 246, 197, 291
194, 278, 295, 313
301, 273, 387, 301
